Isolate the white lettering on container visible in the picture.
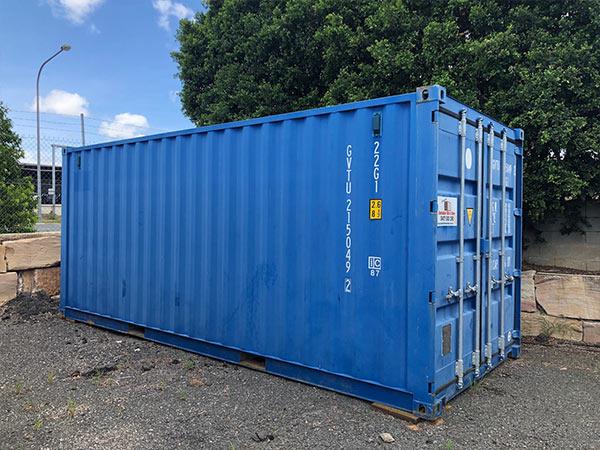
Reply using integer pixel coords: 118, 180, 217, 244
373, 141, 380, 193
344, 144, 353, 293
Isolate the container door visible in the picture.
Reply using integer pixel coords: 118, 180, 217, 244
480, 123, 519, 370
434, 107, 521, 393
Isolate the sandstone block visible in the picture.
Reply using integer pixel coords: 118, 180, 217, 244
0, 272, 17, 307
34, 266, 60, 296
18, 270, 34, 294
0, 244, 6, 273
521, 311, 583, 341
535, 273, 600, 321
17, 267, 61, 297
583, 321, 600, 345
0, 231, 60, 244
3, 235, 60, 271
521, 270, 536, 312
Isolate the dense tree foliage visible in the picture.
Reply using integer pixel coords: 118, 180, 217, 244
0, 103, 36, 233
174, 0, 600, 228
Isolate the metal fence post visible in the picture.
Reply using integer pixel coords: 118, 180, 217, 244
36, 83, 42, 222
51, 144, 57, 217
80, 113, 86, 146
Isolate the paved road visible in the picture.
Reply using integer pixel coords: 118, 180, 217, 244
35, 223, 61, 232
1, 294, 599, 449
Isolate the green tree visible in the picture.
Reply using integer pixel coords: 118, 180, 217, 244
174, 0, 600, 228
0, 103, 36, 233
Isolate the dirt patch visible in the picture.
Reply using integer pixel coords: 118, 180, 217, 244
523, 263, 600, 276
523, 335, 600, 353
0, 292, 58, 322
83, 365, 118, 378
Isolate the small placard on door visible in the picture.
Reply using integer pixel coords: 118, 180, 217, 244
442, 324, 452, 356
437, 196, 457, 226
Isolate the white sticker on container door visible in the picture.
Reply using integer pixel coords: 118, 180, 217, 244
504, 202, 511, 234
437, 196, 457, 226
505, 163, 513, 184
465, 147, 473, 170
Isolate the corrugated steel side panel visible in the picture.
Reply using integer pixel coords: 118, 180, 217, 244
61, 95, 426, 393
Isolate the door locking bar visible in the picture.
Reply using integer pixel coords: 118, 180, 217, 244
499, 130, 507, 359
455, 110, 467, 389
473, 118, 483, 377
485, 123, 494, 369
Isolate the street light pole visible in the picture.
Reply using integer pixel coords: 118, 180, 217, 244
36, 44, 71, 222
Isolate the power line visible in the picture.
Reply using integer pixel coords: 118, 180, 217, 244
11, 120, 163, 137
7, 108, 88, 119
6, 107, 168, 131
10, 116, 83, 126
11, 123, 108, 138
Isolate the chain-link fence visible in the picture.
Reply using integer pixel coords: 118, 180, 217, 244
23, 135, 81, 225
1, 133, 82, 233
2, 108, 163, 233
2, 109, 87, 233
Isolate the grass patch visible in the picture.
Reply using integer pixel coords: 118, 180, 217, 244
183, 358, 196, 371
67, 399, 76, 418
23, 402, 35, 412
539, 318, 576, 341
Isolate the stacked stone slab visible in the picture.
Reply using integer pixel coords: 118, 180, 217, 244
3, 231, 600, 346
521, 270, 600, 345
0, 232, 61, 307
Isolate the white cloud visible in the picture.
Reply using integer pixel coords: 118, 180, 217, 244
99, 113, 150, 139
89, 23, 100, 34
32, 89, 89, 115
168, 90, 180, 103
48, 0, 105, 24
152, 0, 194, 30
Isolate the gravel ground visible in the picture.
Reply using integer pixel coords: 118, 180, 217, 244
1, 295, 599, 450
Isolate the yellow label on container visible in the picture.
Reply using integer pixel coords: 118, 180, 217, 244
369, 199, 382, 220
467, 208, 474, 225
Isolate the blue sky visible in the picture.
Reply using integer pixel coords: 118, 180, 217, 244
0, 0, 205, 161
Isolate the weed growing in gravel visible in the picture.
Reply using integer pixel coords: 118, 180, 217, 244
67, 399, 76, 418
33, 419, 43, 431
184, 358, 196, 370
540, 319, 575, 341
15, 381, 24, 395
92, 370, 103, 385
90, 369, 114, 387
444, 440, 455, 450
178, 390, 188, 401
115, 405, 126, 417
47, 372, 56, 384
23, 402, 35, 412
470, 379, 486, 393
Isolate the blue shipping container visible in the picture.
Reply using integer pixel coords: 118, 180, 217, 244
61, 85, 523, 419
